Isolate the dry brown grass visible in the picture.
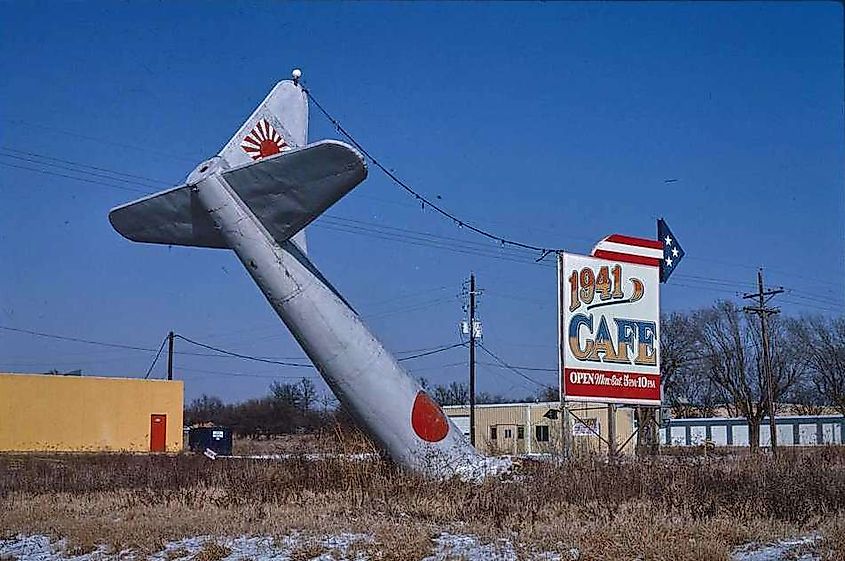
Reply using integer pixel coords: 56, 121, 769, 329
193, 542, 230, 561
231, 427, 378, 456
1, 448, 844, 559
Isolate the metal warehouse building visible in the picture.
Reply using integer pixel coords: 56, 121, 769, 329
444, 401, 636, 455
661, 415, 845, 447
0, 372, 183, 453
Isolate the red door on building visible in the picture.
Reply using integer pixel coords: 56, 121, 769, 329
150, 414, 167, 452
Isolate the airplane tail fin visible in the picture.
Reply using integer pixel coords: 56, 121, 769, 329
217, 78, 309, 252
217, 79, 308, 168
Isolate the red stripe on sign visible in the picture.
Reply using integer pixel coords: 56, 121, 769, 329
564, 368, 661, 402
605, 234, 664, 250
593, 249, 660, 267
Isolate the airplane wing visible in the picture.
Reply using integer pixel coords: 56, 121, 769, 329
109, 140, 367, 249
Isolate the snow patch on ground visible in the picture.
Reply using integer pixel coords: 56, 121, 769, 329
4, 532, 820, 561
0, 534, 132, 561
422, 533, 519, 561
731, 535, 820, 561
0, 533, 374, 561
453, 455, 514, 482
0, 532, 562, 561
422, 533, 571, 561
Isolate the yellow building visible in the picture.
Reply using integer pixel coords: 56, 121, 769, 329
0, 372, 183, 453
443, 401, 636, 456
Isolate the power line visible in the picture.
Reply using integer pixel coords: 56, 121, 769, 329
478, 360, 557, 372
476, 341, 555, 389
324, 215, 542, 257
174, 334, 313, 367
177, 366, 322, 380
2, 118, 200, 163
303, 86, 558, 258
397, 342, 467, 361
407, 361, 467, 373
0, 147, 171, 186
0, 325, 462, 366
363, 295, 458, 320
0, 324, 302, 361
0, 325, 167, 353
3, 144, 841, 309
0, 145, 555, 269
313, 221, 554, 269
0, 161, 149, 194
0, 150, 165, 190
176, 333, 464, 365
143, 336, 169, 379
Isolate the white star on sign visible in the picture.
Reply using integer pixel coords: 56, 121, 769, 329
664, 235, 673, 246
672, 247, 679, 257
665, 257, 673, 266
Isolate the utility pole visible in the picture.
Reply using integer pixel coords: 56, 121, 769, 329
557, 252, 572, 459
607, 403, 617, 461
468, 273, 477, 447
743, 268, 783, 453
167, 331, 174, 381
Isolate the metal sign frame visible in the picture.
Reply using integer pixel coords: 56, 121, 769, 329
558, 251, 661, 406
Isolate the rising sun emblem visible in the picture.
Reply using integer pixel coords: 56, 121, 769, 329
241, 118, 288, 160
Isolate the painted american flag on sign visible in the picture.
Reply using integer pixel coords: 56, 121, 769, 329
591, 234, 664, 267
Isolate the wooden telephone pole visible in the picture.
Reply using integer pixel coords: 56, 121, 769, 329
166, 331, 174, 381
743, 268, 783, 452
468, 273, 478, 446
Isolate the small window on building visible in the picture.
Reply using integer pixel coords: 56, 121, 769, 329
490, 426, 497, 440
504, 429, 512, 439
517, 426, 525, 439
536, 425, 550, 442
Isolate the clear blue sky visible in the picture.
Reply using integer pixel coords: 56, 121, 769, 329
1, 2, 842, 404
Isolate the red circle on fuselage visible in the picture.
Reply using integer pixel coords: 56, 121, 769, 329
411, 391, 449, 442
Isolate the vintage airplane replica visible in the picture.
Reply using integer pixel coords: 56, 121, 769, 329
109, 71, 500, 478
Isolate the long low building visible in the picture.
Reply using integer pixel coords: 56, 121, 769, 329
443, 401, 636, 456
661, 415, 844, 447
0, 372, 183, 453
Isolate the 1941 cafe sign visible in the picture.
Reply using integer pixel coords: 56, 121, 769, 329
559, 234, 666, 405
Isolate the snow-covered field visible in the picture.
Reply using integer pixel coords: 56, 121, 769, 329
0, 533, 555, 561
0, 533, 824, 561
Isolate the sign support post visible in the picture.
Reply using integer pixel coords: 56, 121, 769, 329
559, 235, 664, 460
557, 252, 573, 459
607, 403, 617, 460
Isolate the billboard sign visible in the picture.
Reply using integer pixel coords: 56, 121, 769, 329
559, 247, 661, 405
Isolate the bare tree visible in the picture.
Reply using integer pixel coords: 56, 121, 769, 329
432, 381, 470, 406
299, 378, 317, 412
477, 391, 506, 404
693, 301, 803, 451
534, 386, 559, 402
270, 380, 302, 408
185, 394, 226, 425
792, 315, 845, 415
660, 311, 720, 417
788, 380, 827, 416
638, 311, 703, 454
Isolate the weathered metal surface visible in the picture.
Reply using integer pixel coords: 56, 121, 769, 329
185, 164, 482, 475
109, 78, 494, 478
109, 141, 363, 249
